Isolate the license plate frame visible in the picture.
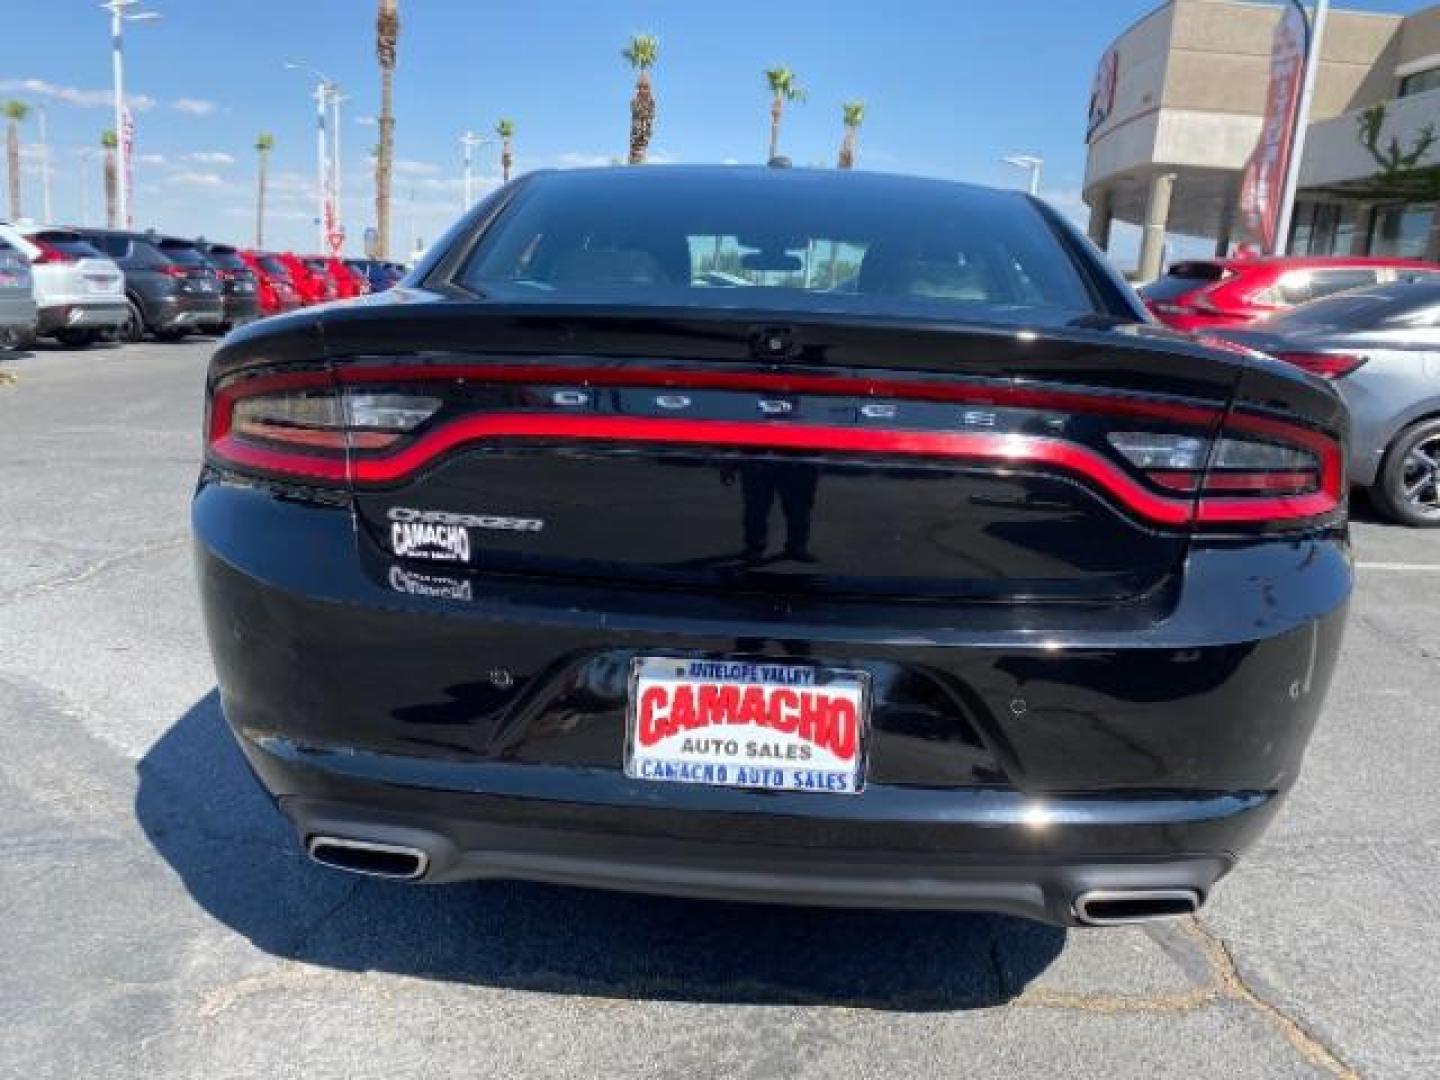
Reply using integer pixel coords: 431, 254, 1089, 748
624, 656, 871, 795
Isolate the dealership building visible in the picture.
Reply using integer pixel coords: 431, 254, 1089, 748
1084, 0, 1440, 277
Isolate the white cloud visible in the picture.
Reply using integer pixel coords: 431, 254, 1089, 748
554, 152, 615, 169
135, 153, 169, 167
354, 115, 377, 127
268, 171, 314, 194
185, 151, 235, 166
173, 98, 218, 117
166, 171, 224, 187
0, 77, 154, 111
393, 159, 441, 177
224, 206, 310, 222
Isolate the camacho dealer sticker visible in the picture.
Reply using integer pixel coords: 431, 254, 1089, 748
626, 657, 870, 794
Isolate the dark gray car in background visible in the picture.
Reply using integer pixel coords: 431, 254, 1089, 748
1220, 280, 1440, 526
72, 229, 224, 342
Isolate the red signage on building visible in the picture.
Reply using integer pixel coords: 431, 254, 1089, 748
1238, 2, 1310, 251
1087, 49, 1119, 141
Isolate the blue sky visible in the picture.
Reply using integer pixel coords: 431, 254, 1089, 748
3, 0, 1431, 262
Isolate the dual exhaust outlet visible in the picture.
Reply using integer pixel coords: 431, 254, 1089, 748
306, 835, 1201, 925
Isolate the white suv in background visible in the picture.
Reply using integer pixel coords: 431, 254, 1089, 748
0, 223, 127, 347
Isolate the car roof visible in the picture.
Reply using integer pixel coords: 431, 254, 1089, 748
1180, 255, 1436, 273
518, 163, 1031, 206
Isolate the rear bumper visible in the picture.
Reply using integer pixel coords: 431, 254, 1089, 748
262, 745, 1240, 924
150, 295, 225, 331
0, 295, 37, 331
195, 479, 1350, 920
36, 301, 127, 332
214, 296, 260, 327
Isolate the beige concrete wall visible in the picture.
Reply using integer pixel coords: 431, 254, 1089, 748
1162, 1, 1402, 118
1398, 6, 1440, 67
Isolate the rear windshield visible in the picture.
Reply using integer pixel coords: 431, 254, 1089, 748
455, 170, 1096, 324
204, 249, 247, 271
303, 258, 329, 272
1139, 263, 1226, 301
32, 231, 104, 259
258, 255, 290, 277
1267, 282, 1440, 330
157, 241, 209, 267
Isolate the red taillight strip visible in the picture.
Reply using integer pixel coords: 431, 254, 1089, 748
333, 363, 1226, 428
209, 365, 1344, 527
325, 413, 1193, 526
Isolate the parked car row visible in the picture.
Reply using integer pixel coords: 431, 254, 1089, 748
0, 218, 405, 348
1136, 255, 1440, 527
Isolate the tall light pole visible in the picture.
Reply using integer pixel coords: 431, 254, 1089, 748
101, 1, 160, 230
329, 88, 349, 254
36, 106, 52, 223
460, 131, 492, 210
1001, 154, 1044, 197
80, 149, 98, 226
285, 61, 334, 253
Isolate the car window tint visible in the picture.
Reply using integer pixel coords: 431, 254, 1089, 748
157, 242, 209, 267
258, 256, 289, 276
458, 172, 1095, 323
205, 250, 247, 271
1138, 264, 1225, 301
32, 231, 105, 259
1307, 268, 1378, 301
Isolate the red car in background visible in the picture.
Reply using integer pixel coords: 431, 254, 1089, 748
238, 250, 301, 317
273, 252, 337, 306
304, 256, 370, 300
1140, 256, 1437, 331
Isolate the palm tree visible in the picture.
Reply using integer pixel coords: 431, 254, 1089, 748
496, 118, 515, 183
763, 67, 804, 162
101, 129, 119, 228
837, 101, 864, 170
4, 100, 29, 221
374, 0, 400, 259
254, 132, 274, 247
622, 34, 659, 165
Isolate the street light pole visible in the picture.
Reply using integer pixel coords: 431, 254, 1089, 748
330, 88, 348, 254
462, 131, 474, 209
80, 149, 97, 226
101, 1, 160, 230
286, 62, 335, 253
313, 81, 328, 253
37, 106, 52, 223
459, 132, 491, 210
1001, 154, 1044, 197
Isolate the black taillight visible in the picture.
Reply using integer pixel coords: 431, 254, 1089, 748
209, 370, 442, 484
1275, 351, 1367, 380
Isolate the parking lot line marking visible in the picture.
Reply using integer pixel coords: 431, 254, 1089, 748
1355, 562, 1440, 571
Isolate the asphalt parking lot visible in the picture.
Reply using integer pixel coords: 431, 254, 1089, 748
2, 339, 1437, 1079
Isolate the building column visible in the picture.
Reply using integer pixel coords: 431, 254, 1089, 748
1425, 208, 1440, 263
1137, 172, 1176, 282
1087, 188, 1113, 251
1214, 183, 1236, 257
1350, 203, 1376, 256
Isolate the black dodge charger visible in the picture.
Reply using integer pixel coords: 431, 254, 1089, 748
195, 166, 1350, 927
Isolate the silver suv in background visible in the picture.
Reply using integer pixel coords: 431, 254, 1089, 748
0, 223, 127, 347
0, 235, 38, 348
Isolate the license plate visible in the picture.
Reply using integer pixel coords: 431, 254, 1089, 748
85, 277, 116, 293
625, 657, 870, 794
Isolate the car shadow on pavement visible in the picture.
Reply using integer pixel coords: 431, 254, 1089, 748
136, 691, 1066, 1010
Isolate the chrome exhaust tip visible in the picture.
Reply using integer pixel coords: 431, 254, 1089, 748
306, 836, 429, 881
1073, 888, 1200, 926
